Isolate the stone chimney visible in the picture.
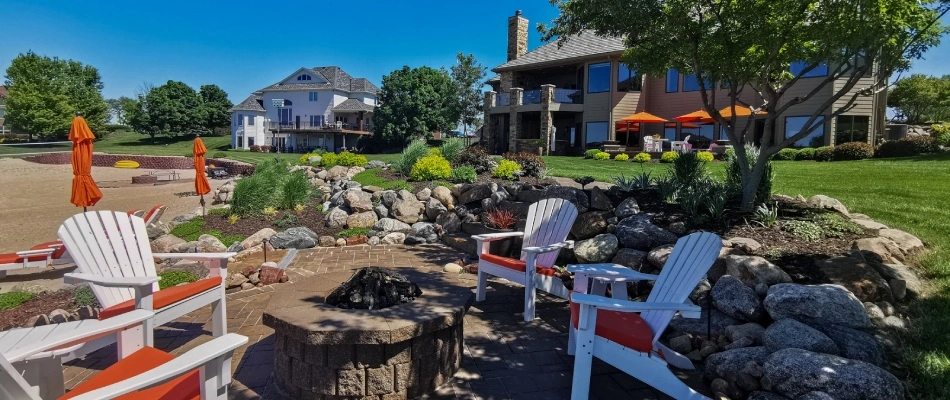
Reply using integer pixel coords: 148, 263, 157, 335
507, 10, 528, 61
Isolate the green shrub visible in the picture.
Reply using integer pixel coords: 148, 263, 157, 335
811, 212, 862, 237
670, 152, 709, 188
278, 171, 311, 210
795, 147, 817, 160
934, 124, 950, 146
721, 148, 735, 162
492, 160, 522, 180
614, 153, 630, 161
814, 146, 834, 162
832, 142, 874, 161
0, 292, 35, 310
773, 148, 800, 161
875, 136, 941, 158
158, 270, 198, 290
725, 145, 773, 207
451, 166, 477, 183
335, 151, 368, 167
351, 169, 412, 191
584, 149, 602, 159
593, 151, 610, 160
503, 152, 546, 177
660, 151, 680, 163
454, 146, 497, 173
410, 155, 452, 181
212, 152, 226, 159
392, 141, 430, 175
207, 207, 230, 216
783, 220, 822, 242
438, 138, 466, 162
170, 217, 205, 241
299, 152, 321, 164
696, 151, 714, 162
320, 152, 338, 167
337, 227, 371, 238
633, 152, 651, 163
427, 148, 442, 156
231, 175, 277, 217
274, 213, 299, 229
74, 286, 99, 307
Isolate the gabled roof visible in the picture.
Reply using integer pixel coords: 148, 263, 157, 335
257, 66, 379, 94
493, 31, 626, 72
0, 86, 7, 98
332, 99, 376, 112
229, 94, 265, 112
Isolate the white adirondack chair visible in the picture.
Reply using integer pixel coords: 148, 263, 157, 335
57, 211, 235, 358
0, 241, 72, 279
143, 204, 167, 226
672, 135, 693, 153
475, 198, 579, 322
567, 232, 723, 400
0, 331, 247, 400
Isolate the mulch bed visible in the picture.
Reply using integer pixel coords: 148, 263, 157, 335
202, 207, 342, 239
0, 288, 77, 331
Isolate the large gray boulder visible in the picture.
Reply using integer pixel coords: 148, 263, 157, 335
815, 324, 886, 367
570, 211, 609, 240
764, 284, 870, 328
763, 348, 904, 400
270, 227, 318, 249
459, 184, 495, 205
852, 237, 904, 263
391, 190, 425, 224
615, 215, 678, 251
614, 198, 640, 218
151, 234, 186, 253
725, 323, 766, 344
705, 346, 771, 383
725, 255, 792, 288
380, 190, 398, 208
374, 218, 411, 232
868, 262, 923, 299
646, 244, 675, 269
818, 256, 892, 302
342, 188, 373, 213
611, 248, 648, 271
540, 186, 589, 213
381, 232, 406, 245
712, 275, 766, 322
346, 211, 378, 229
406, 222, 439, 244
763, 319, 839, 355
807, 195, 849, 215
197, 234, 227, 253
589, 187, 613, 211
669, 309, 740, 336
436, 212, 461, 233
431, 186, 455, 210
425, 197, 448, 221
878, 228, 924, 254
325, 207, 349, 228
240, 228, 276, 250
574, 234, 619, 263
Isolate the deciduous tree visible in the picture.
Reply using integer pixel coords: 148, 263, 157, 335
450, 53, 487, 136
372, 66, 456, 146
197, 84, 233, 135
543, 0, 948, 210
887, 74, 950, 123
142, 80, 202, 138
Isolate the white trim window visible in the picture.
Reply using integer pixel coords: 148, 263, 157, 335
309, 92, 319, 101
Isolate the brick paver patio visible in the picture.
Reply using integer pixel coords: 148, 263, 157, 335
64, 244, 705, 399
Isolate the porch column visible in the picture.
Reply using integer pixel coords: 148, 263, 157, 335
483, 91, 496, 152
509, 87, 523, 154
540, 84, 554, 155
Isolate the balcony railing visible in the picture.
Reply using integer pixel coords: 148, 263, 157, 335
554, 89, 581, 104
496, 93, 510, 106
523, 90, 542, 104
493, 88, 584, 107
266, 121, 371, 132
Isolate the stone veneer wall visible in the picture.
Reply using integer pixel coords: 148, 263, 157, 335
272, 322, 463, 399
23, 153, 255, 176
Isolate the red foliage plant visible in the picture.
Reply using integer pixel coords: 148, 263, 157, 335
484, 208, 518, 230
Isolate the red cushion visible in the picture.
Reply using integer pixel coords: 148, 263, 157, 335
480, 253, 558, 277
0, 241, 66, 265
59, 346, 199, 400
144, 205, 164, 222
569, 293, 656, 353
31, 241, 66, 259
99, 277, 222, 320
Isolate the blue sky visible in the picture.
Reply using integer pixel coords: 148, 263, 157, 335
1, 0, 948, 104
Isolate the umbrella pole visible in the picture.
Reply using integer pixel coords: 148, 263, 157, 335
200, 195, 206, 216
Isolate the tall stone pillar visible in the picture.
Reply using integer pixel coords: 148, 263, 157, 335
483, 91, 496, 152
540, 84, 555, 155
509, 87, 523, 154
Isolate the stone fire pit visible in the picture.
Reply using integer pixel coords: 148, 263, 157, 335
263, 267, 473, 399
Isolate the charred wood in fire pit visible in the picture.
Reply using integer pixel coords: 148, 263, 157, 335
326, 267, 423, 310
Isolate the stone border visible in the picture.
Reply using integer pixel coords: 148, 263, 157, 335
23, 153, 255, 176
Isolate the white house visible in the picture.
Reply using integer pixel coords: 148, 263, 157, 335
229, 66, 378, 152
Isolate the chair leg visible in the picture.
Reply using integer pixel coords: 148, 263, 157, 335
614, 355, 707, 399
118, 326, 145, 359
567, 326, 577, 356
523, 279, 536, 322
212, 292, 227, 336
570, 329, 595, 400
476, 267, 488, 302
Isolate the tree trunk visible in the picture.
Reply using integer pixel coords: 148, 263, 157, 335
740, 155, 769, 211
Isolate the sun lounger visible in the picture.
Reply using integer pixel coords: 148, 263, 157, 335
0, 242, 72, 279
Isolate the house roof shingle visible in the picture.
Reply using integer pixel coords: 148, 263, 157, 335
229, 94, 265, 112
257, 66, 378, 94
493, 31, 626, 72
332, 99, 376, 113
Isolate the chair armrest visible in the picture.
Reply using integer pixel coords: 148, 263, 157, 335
4, 309, 155, 362
64, 273, 160, 288
567, 263, 660, 282
522, 241, 573, 255
152, 252, 237, 260
471, 232, 524, 242
68, 333, 250, 400
570, 293, 702, 318
15, 248, 56, 257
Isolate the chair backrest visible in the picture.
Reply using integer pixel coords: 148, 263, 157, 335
143, 204, 167, 225
58, 211, 159, 309
0, 353, 40, 400
641, 232, 722, 343
684, 135, 691, 142
520, 198, 579, 268
644, 136, 654, 145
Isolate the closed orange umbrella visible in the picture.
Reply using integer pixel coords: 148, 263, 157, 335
69, 116, 102, 210
193, 138, 210, 214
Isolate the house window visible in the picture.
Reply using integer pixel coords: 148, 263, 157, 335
790, 61, 829, 78
585, 121, 609, 145
835, 115, 869, 144
664, 127, 677, 141
683, 74, 712, 92
309, 115, 323, 127
666, 69, 679, 93
617, 64, 642, 92
279, 108, 293, 125
587, 62, 611, 93
309, 92, 319, 102
785, 116, 826, 147
237, 114, 243, 126
297, 74, 312, 81
248, 116, 255, 125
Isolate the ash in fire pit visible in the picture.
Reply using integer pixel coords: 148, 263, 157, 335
326, 267, 423, 309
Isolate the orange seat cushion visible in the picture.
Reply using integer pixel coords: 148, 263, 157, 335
480, 253, 558, 277
0, 241, 66, 264
144, 205, 164, 222
99, 277, 222, 320
59, 346, 199, 400
31, 241, 66, 259
569, 293, 656, 353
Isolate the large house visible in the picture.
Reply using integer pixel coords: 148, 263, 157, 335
482, 11, 887, 155
0, 86, 8, 135
229, 66, 378, 152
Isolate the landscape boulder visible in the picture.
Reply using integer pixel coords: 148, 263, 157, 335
729, 237, 763, 254
712, 275, 766, 322
415, 187, 431, 202
574, 234, 619, 263
318, 236, 336, 247
725, 255, 792, 288
374, 218, 411, 232
431, 186, 455, 210
763, 348, 904, 400
436, 212, 461, 234
763, 283, 870, 328
570, 211, 610, 240
878, 228, 925, 254
391, 190, 425, 224
725, 323, 766, 344
382, 232, 406, 245
269, 227, 318, 249
815, 324, 886, 366
669, 309, 740, 336
818, 257, 892, 302
646, 244, 675, 269
151, 234, 186, 254
614, 198, 640, 218
541, 186, 590, 213
807, 195, 849, 215
589, 187, 613, 211
197, 234, 227, 253
868, 262, 924, 299
611, 248, 648, 271
615, 215, 678, 251
705, 346, 771, 383
459, 184, 495, 205
852, 237, 904, 263
240, 228, 276, 250
425, 197, 447, 221
346, 211, 378, 229
342, 188, 373, 213
324, 207, 349, 228
516, 189, 544, 203
763, 319, 839, 355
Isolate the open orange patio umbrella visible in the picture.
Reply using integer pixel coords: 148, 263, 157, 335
674, 109, 712, 123
700, 106, 767, 123
193, 137, 211, 215
619, 112, 668, 146
69, 115, 103, 211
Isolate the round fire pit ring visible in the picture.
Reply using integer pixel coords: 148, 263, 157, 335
263, 267, 474, 399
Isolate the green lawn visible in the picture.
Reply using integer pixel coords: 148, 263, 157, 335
545, 153, 950, 398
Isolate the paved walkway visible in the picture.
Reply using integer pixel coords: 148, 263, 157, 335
64, 244, 703, 399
